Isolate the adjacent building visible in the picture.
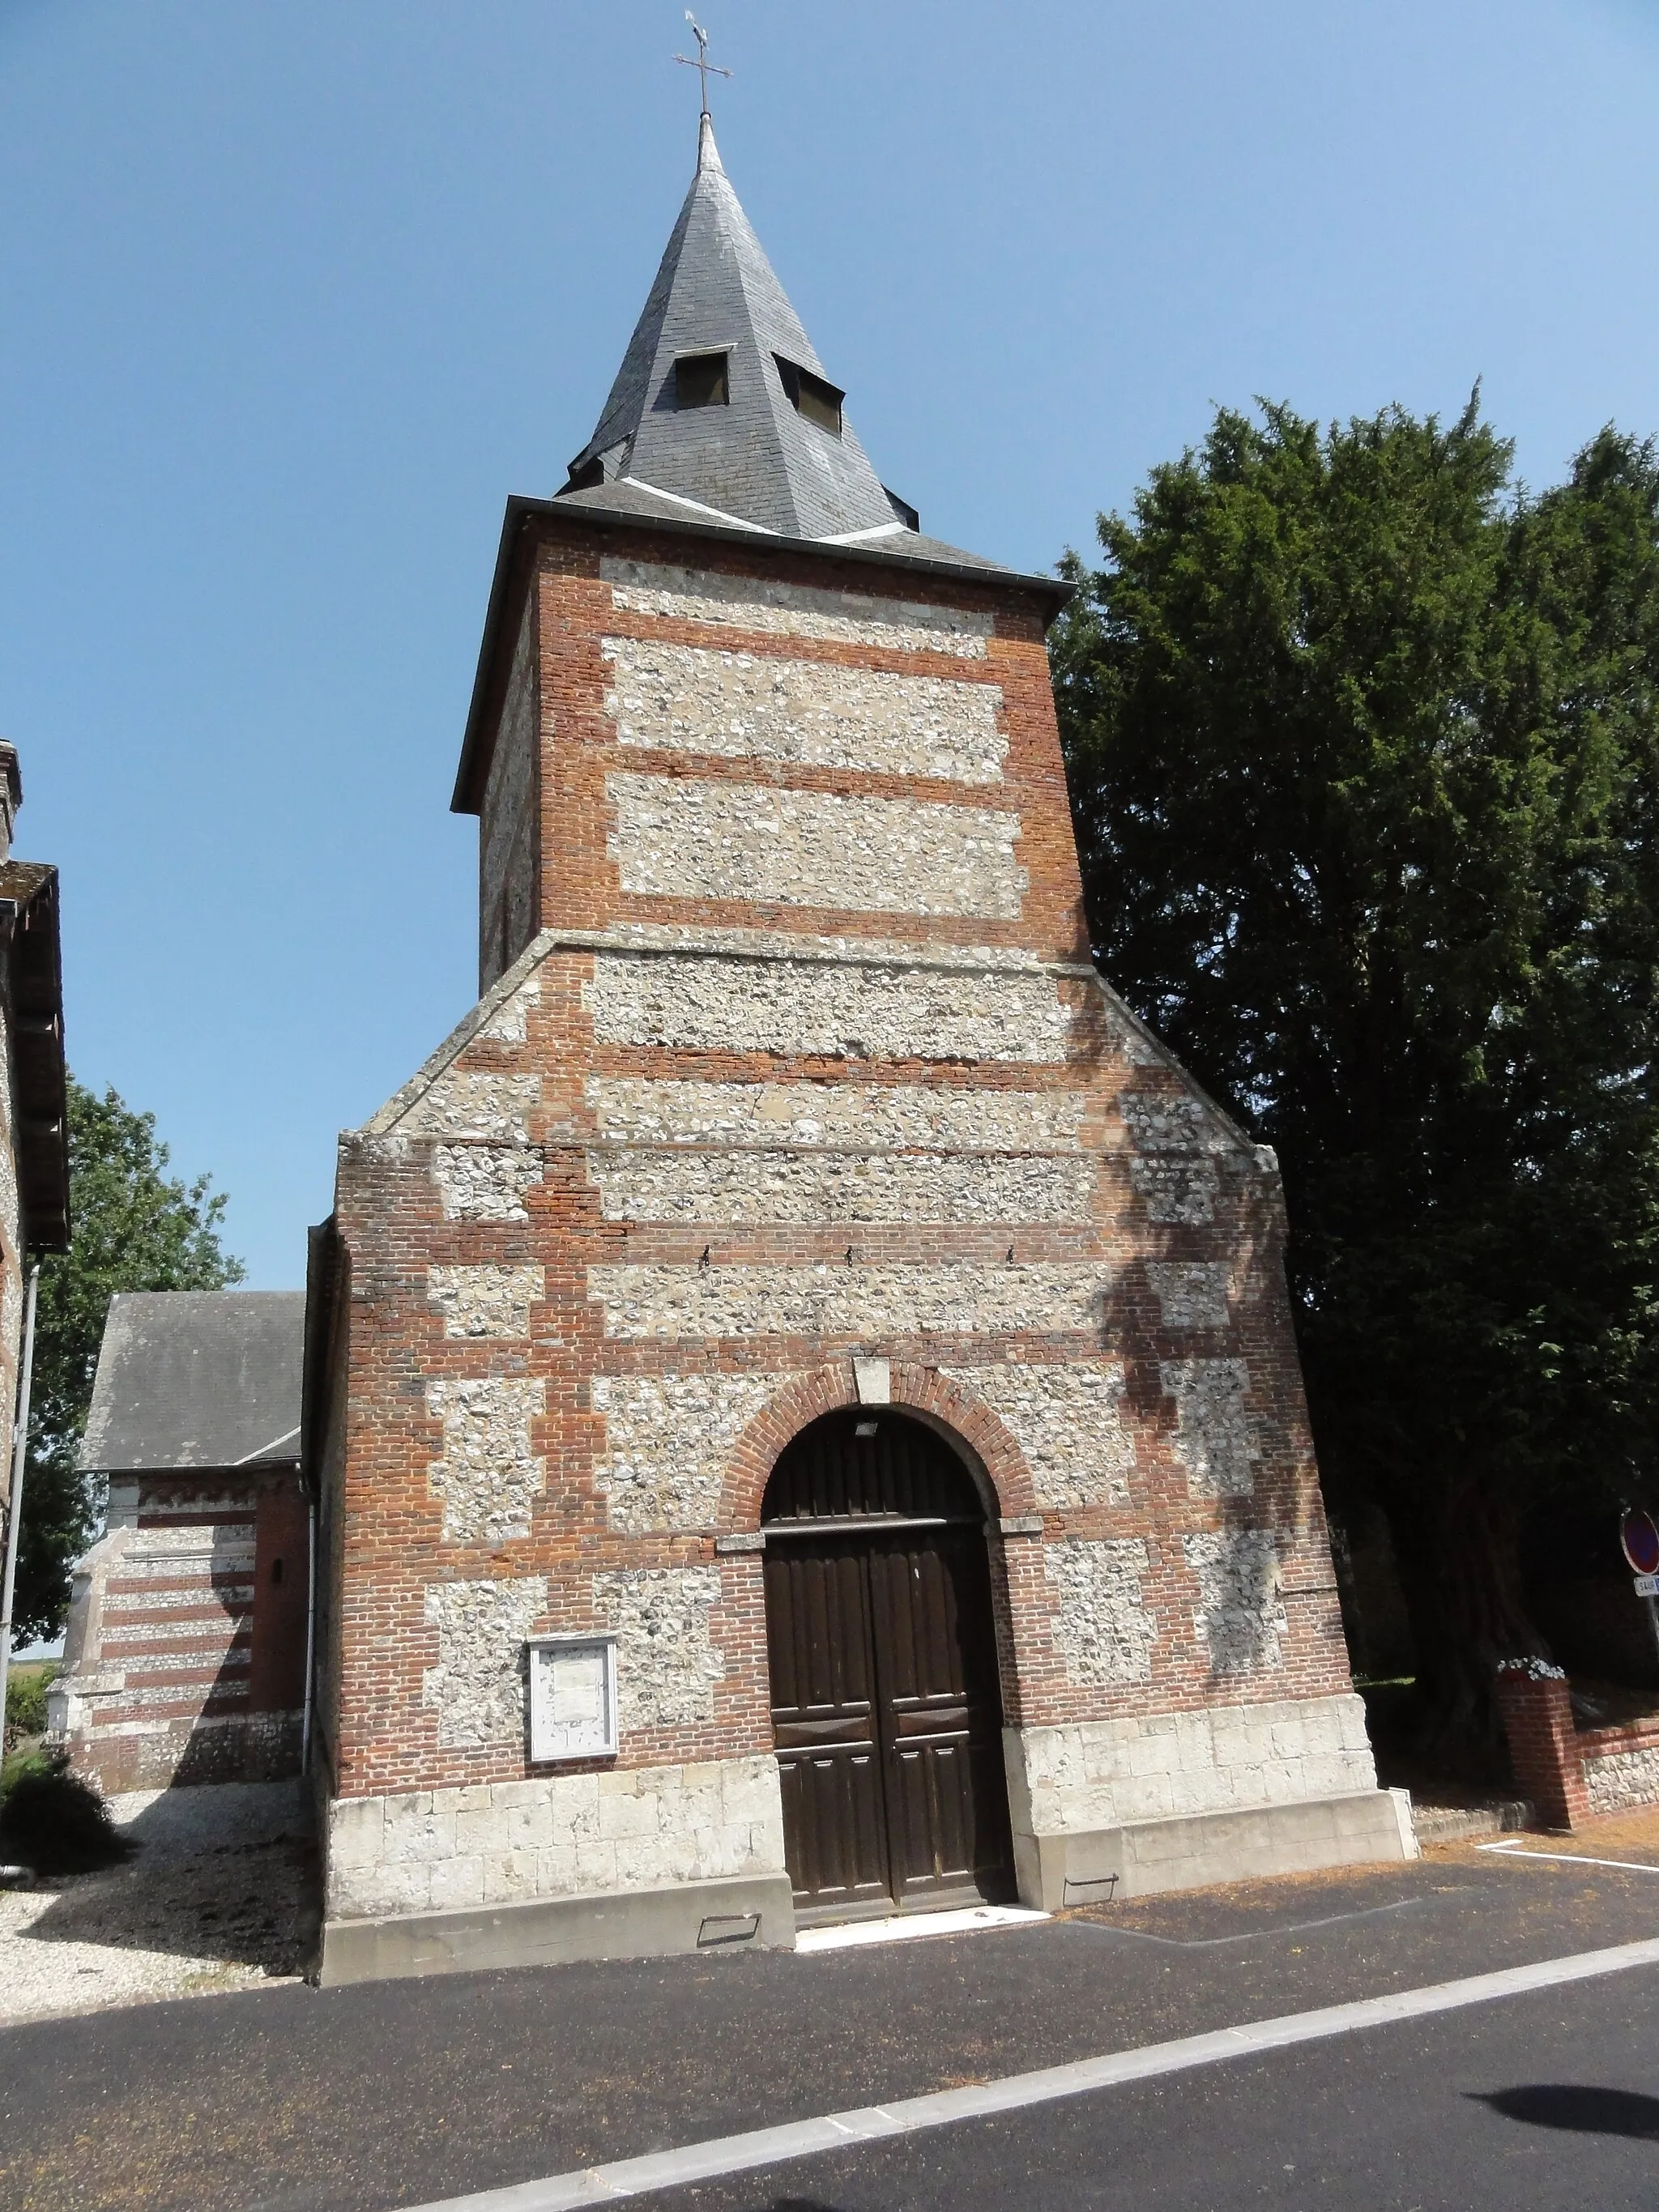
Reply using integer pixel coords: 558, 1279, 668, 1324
306, 113, 1411, 1984
0, 738, 70, 1549
51, 1291, 309, 1792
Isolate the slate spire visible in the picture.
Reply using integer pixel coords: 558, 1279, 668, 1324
563, 117, 914, 541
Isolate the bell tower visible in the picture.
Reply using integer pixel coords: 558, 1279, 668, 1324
311, 92, 1408, 1989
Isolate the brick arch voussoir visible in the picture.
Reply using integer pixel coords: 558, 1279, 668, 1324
719, 1362, 1038, 1532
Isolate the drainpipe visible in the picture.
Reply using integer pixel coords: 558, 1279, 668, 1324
300, 1491, 317, 1776
0, 1266, 43, 1741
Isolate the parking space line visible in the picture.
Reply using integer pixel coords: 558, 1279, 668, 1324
1073, 1895, 1430, 1950
407, 1933, 1659, 2212
1478, 1842, 1659, 1875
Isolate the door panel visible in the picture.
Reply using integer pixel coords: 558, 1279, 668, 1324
766, 1542, 890, 1915
870, 1532, 1013, 1906
764, 1411, 1016, 1920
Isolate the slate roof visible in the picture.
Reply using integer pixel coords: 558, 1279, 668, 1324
80, 1291, 306, 1475
564, 116, 939, 548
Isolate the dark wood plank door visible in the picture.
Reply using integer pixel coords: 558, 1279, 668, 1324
869, 1527, 1013, 1909
763, 1411, 1014, 1922
765, 1537, 892, 1919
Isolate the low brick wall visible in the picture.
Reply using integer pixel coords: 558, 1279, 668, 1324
1495, 1666, 1589, 1829
1495, 1665, 1659, 1829
1580, 1717, 1659, 1817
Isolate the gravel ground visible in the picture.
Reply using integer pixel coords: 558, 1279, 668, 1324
0, 1778, 316, 2026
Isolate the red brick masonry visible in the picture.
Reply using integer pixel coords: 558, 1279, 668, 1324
1494, 1664, 1659, 1830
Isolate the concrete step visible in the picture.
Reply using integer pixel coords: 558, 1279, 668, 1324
1411, 1797, 1534, 1848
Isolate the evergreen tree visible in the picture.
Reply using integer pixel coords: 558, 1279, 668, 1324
1051, 399, 1659, 1754
11, 1079, 243, 1644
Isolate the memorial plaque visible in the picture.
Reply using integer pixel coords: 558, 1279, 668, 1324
528, 1636, 618, 1762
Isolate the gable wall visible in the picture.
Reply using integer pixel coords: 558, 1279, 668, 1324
321, 516, 1392, 1957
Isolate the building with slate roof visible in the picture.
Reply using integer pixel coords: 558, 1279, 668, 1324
305, 104, 1410, 1986
50, 1292, 310, 1792
0, 740, 70, 1642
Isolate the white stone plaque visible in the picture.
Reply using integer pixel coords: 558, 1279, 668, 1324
528, 1635, 618, 1762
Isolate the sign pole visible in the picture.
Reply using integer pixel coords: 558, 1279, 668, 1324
1618, 1509, 1659, 1680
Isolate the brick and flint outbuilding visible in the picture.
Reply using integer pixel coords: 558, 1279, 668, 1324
0, 741, 70, 1607
307, 113, 1412, 1983
51, 1292, 309, 1792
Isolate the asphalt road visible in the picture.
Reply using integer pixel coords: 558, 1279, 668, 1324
645, 1971, 1659, 2211
3, 1851, 1658, 2212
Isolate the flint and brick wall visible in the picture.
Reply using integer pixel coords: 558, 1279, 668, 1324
50, 1472, 308, 1793
318, 514, 1371, 1922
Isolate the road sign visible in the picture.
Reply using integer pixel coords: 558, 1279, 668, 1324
1636, 1575, 1659, 1599
1620, 1510, 1659, 1578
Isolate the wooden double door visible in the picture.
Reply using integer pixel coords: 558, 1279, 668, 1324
762, 1410, 1015, 1923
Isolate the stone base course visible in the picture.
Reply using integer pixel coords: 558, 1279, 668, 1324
1005, 1694, 1380, 1838
324, 1754, 787, 1924
318, 1871, 796, 1985
1012, 1788, 1417, 1912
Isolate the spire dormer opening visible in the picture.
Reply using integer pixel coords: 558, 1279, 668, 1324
675, 350, 730, 408
775, 356, 844, 437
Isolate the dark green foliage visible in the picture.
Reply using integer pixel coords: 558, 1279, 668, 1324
0, 1745, 133, 1874
13, 1080, 244, 1645
1051, 399, 1659, 1753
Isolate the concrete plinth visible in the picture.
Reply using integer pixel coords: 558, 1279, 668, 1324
318, 1871, 797, 1986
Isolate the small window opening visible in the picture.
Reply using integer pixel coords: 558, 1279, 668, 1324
774, 356, 844, 436
854, 1421, 879, 1438
676, 352, 730, 409
271, 1557, 284, 1585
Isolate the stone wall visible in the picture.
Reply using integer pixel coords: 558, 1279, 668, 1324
591, 1373, 779, 1532
942, 1362, 1134, 1508
584, 1076, 1086, 1150
1008, 1694, 1377, 1836
1043, 1539, 1157, 1684
1182, 1529, 1287, 1673
1161, 1361, 1262, 1497
1584, 1729, 1659, 1817
586, 943, 1074, 1063
603, 637, 1004, 782
326, 1755, 786, 1922
607, 774, 1027, 919
587, 1260, 1117, 1340
426, 1264, 544, 1339
425, 1379, 546, 1545
601, 557, 994, 658
586, 1146, 1094, 1225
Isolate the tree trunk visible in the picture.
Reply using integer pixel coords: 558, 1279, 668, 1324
1382, 1472, 1550, 1777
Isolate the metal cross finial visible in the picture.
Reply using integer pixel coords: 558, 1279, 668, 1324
675, 13, 731, 117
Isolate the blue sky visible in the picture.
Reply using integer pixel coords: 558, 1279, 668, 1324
3, 0, 1657, 1289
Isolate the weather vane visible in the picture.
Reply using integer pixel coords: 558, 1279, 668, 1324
675, 13, 731, 117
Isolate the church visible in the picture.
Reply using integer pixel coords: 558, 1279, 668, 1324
304, 104, 1413, 1984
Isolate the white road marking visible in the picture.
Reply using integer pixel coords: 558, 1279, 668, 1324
1076, 1894, 1430, 1949
795, 1904, 1048, 1954
406, 1933, 1659, 2212
1478, 1842, 1659, 1875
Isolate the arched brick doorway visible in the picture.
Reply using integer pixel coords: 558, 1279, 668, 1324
761, 1406, 1016, 1924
